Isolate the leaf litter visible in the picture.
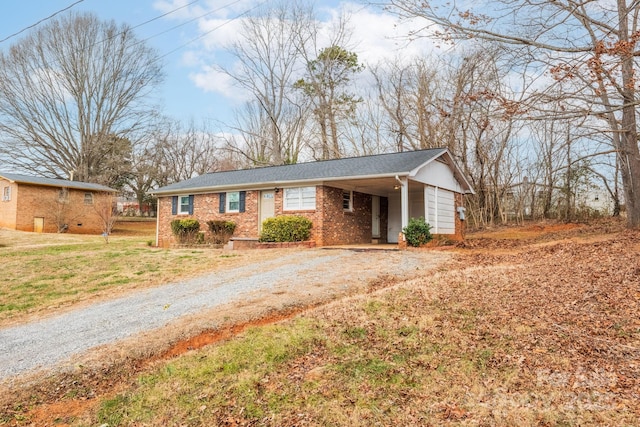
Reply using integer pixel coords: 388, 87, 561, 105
2, 220, 640, 426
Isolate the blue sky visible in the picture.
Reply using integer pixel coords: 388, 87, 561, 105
0, 0, 435, 129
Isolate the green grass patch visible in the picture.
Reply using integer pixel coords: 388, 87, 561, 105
0, 230, 268, 324
95, 318, 324, 425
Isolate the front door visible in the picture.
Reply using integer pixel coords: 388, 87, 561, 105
372, 196, 380, 238
34, 217, 44, 233
259, 190, 275, 232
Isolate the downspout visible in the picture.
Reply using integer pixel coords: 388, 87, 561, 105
155, 197, 160, 247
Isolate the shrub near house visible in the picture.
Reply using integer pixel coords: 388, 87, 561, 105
170, 219, 200, 244
259, 216, 312, 242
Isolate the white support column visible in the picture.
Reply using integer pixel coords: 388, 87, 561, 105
400, 176, 409, 229
424, 185, 430, 225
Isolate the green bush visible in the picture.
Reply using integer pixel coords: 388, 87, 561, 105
207, 220, 236, 244
259, 215, 312, 242
403, 217, 432, 247
170, 219, 200, 244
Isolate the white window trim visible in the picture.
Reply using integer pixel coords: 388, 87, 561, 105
226, 191, 240, 213
84, 192, 94, 205
342, 190, 353, 212
2, 186, 10, 201
178, 195, 191, 215
284, 186, 316, 211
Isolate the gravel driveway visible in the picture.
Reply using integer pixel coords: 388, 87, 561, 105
0, 248, 449, 382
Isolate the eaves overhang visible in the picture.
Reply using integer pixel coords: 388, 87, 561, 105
149, 172, 411, 197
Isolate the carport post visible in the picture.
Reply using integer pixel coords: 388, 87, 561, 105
400, 176, 409, 230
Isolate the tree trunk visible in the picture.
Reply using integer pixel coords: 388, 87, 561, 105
616, 1, 640, 228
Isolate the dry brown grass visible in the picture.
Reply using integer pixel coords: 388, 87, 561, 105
3, 219, 639, 426
0, 225, 294, 326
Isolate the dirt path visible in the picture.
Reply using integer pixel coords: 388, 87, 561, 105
0, 248, 450, 384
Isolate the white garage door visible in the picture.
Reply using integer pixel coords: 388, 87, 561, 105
425, 187, 455, 234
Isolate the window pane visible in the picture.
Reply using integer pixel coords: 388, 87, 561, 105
342, 191, 351, 210
84, 193, 93, 205
180, 196, 190, 213
227, 192, 240, 212
284, 188, 299, 210
301, 187, 316, 209
284, 187, 315, 211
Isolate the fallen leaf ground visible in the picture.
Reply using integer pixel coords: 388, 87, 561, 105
2, 219, 639, 426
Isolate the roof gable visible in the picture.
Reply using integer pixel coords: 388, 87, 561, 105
153, 148, 473, 195
0, 172, 116, 192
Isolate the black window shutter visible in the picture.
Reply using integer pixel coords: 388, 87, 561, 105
171, 196, 178, 215
188, 195, 194, 215
239, 191, 246, 213
219, 193, 226, 213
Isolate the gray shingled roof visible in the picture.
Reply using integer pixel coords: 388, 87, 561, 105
0, 172, 116, 192
153, 148, 448, 195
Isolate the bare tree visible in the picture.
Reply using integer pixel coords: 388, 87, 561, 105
224, 98, 308, 166
93, 192, 119, 243
219, 1, 314, 165
45, 188, 80, 233
373, 56, 451, 152
380, 0, 640, 228
154, 120, 221, 185
0, 12, 163, 183
126, 138, 164, 215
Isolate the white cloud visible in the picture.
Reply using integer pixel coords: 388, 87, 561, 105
327, 2, 441, 66
156, 0, 443, 107
189, 65, 252, 105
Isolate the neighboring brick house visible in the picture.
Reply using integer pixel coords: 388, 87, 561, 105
0, 173, 116, 234
151, 149, 475, 248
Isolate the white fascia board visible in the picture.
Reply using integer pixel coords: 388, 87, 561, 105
150, 172, 410, 197
408, 149, 475, 195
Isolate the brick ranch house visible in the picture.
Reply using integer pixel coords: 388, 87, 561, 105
0, 172, 116, 234
151, 148, 475, 248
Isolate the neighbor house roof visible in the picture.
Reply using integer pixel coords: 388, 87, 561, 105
0, 172, 116, 192
153, 148, 474, 195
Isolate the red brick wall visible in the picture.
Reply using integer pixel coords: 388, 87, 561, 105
157, 192, 261, 247
0, 179, 18, 229
317, 186, 374, 246
0, 182, 112, 234
156, 186, 384, 247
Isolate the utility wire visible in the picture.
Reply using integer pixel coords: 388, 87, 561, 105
136, 0, 244, 48
129, 0, 201, 32
159, 0, 268, 59
0, 0, 85, 44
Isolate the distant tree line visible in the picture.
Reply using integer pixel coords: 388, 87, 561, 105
0, 1, 634, 228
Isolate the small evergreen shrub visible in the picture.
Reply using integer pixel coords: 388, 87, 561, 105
403, 217, 432, 247
207, 220, 236, 244
170, 218, 200, 244
259, 215, 312, 242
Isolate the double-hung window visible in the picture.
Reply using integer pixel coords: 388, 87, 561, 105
284, 187, 316, 211
179, 195, 191, 214
226, 191, 240, 213
84, 193, 94, 205
218, 191, 246, 213
172, 195, 194, 215
342, 190, 353, 212
2, 186, 10, 201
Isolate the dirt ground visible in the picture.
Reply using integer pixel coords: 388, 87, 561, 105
2, 218, 638, 425
0, 225, 447, 425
